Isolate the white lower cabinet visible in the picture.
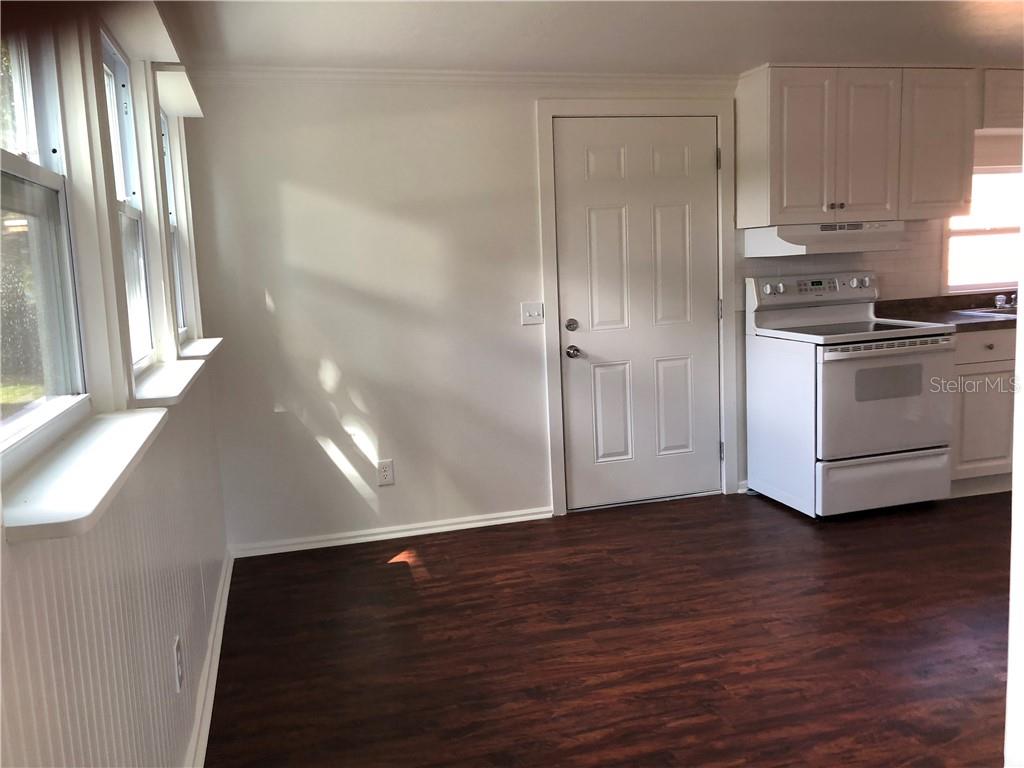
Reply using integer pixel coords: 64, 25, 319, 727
951, 329, 1016, 480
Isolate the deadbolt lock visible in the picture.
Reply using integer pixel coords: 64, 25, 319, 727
565, 318, 579, 331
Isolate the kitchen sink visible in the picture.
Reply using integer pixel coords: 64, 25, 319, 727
955, 307, 1018, 318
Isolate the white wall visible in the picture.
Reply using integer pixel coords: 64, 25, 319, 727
0, 367, 227, 767
1001, 142, 1023, 767
185, 73, 735, 551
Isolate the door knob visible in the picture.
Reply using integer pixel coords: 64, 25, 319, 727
565, 318, 579, 331
565, 345, 583, 359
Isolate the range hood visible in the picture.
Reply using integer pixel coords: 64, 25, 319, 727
741, 221, 908, 258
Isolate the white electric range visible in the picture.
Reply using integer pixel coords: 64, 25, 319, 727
745, 272, 956, 517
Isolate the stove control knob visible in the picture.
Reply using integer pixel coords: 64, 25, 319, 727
762, 283, 773, 296
862, 276, 871, 288
776, 282, 786, 294
850, 277, 860, 289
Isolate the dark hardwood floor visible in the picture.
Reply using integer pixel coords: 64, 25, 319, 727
206, 492, 1010, 767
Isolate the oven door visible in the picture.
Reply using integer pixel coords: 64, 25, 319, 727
816, 336, 955, 460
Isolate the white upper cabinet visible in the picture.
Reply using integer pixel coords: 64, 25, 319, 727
982, 69, 1024, 129
736, 65, 978, 228
768, 67, 835, 225
898, 69, 978, 220
834, 68, 902, 222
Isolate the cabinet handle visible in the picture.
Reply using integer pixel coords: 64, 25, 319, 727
828, 203, 836, 210
985, 343, 996, 350
838, 202, 846, 210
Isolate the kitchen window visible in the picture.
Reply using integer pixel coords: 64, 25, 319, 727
1, 30, 86, 465
1, 34, 37, 163
161, 111, 188, 339
945, 168, 1022, 293
101, 33, 154, 370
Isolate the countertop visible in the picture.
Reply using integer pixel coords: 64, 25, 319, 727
876, 293, 1017, 334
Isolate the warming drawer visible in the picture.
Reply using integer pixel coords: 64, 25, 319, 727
815, 448, 951, 517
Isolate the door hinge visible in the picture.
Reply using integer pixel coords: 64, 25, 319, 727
720, 441, 725, 461
718, 298, 723, 320
716, 147, 721, 170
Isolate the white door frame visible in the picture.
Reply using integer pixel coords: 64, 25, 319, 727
536, 98, 739, 516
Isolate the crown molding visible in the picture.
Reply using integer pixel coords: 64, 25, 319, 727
188, 64, 738, 91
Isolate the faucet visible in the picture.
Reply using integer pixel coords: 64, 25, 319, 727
995, 294, 1018, 309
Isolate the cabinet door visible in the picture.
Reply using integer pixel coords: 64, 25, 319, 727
769, 68, 836, 224
951, 360, 1015, 480
834, 68, 901, 222
983, 69, 1024, 129
898, 69, 978, 220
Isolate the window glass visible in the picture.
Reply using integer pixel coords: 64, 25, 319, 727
103, 64, 126, 201
950, 172, 1023, 231
119, 211, 152, 364
1, 35, 38, 163
170, 227, 186, 332
948, 231, 1022, 289
160, 112, 186, 332
102, 34, 154, 364
947, 170, 1022, 291
1, 171, 83, 427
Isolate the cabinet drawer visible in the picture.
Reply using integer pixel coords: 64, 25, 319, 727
954, 329, 1017, 365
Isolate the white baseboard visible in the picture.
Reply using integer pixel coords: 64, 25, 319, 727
231, 506, 554, 558
185, 554, 233, 768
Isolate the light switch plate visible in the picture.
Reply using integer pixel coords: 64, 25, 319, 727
520, 301, 544, 326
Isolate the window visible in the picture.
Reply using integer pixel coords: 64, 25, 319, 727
1, 35, 38, 163
161, 111, 188, 338
1, 163, 84, 454
1, 27, 85, 460
946, 169, 1022, 292
101, 33, 154, 369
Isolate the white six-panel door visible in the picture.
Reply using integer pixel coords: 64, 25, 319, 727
553, 116, 721, 510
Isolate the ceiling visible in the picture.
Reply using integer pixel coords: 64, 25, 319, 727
158, 1, 1024, 75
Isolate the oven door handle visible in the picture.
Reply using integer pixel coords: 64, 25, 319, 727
820, 337, 956, 362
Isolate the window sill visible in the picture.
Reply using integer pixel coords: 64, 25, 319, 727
133, 359, 205, 407
3, 408, 168, 543
179, 337, 222, 360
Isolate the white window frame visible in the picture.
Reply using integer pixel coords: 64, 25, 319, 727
0, 26, 95, 481
943, 165, 1022, 294
0, 149, 90, 481
100, 29, 166, 379
161, 109, 202, 344
159, 110, 189, 343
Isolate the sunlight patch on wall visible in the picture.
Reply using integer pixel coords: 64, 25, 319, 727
341, 414, 378, 465
348, 387, 369, 414
318, 357, 341, 394
316, 436, 379, 513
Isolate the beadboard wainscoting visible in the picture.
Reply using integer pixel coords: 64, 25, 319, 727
1, 368, 229, 768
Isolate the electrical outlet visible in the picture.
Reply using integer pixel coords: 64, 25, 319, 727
172, 636, 184, 693
377, 459, 395, 486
